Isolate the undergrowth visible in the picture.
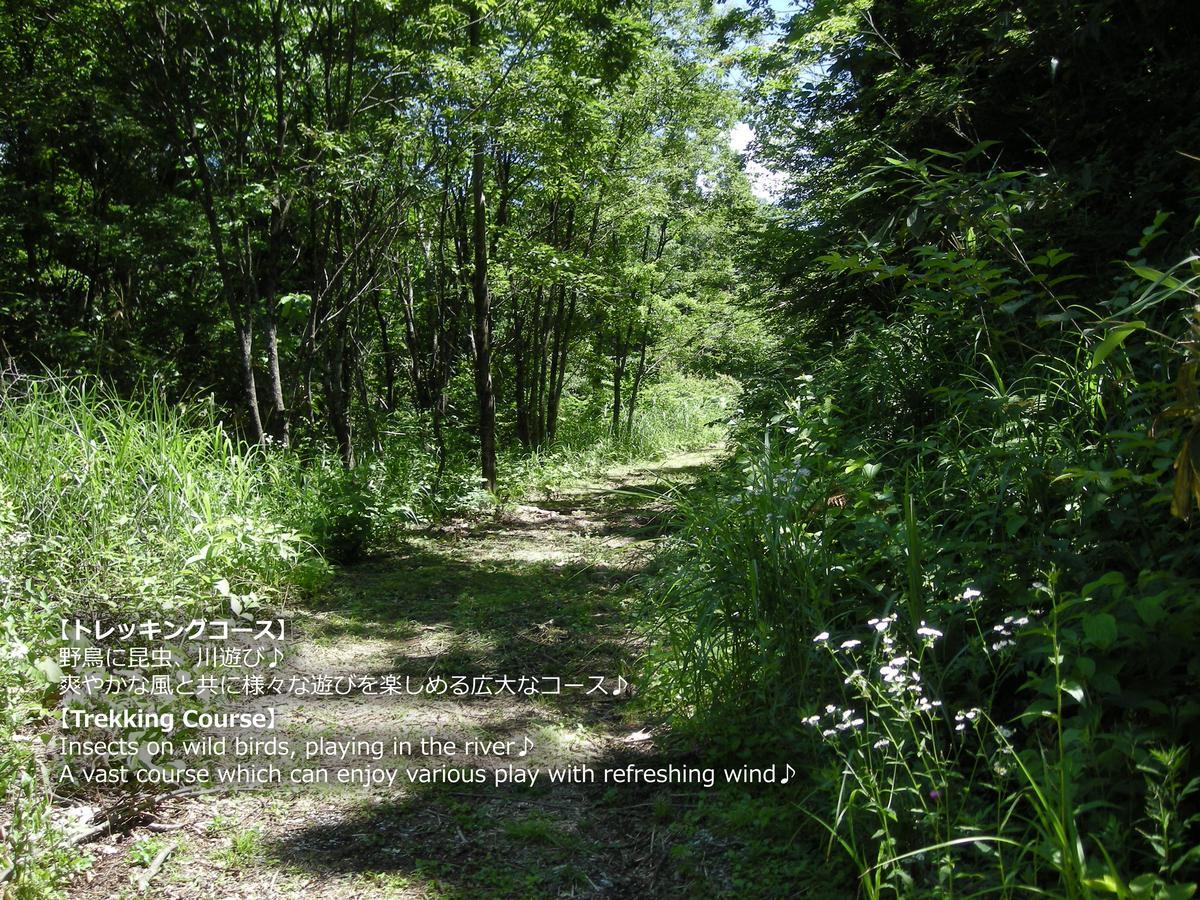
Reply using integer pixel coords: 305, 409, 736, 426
0, 369, 729, 894
642, 148, 1200, 898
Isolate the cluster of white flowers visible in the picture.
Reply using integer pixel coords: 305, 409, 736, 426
803, 704, 866, 737
875, 652, 942, 714
811, 614, 946, 728
953, 708, 981, 732
879, 656, 907, 682
868, 614, 898, 633
987, 613, 1031, 652
805, 610, 1030, 811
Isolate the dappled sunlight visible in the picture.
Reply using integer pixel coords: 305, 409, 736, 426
61, 454, 730, 898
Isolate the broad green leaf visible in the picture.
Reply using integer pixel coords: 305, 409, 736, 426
1082, 612, 1118, 649
1091, 321, 1145, 369
1061, 679, 1086, 703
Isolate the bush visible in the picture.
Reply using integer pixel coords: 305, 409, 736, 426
642, 150, 1200, 896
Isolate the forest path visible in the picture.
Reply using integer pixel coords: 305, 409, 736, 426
76, 448, 721, 899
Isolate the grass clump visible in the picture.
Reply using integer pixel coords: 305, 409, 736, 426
0, 375, 327, 612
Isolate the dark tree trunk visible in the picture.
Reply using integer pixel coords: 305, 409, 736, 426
625, 333, 648, 440
236, 320, 266, 445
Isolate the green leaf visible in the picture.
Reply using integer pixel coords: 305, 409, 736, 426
1082, 612, 1118, 649
1135, 595, 1167, 627
1061, 679, 1086, 704
1082, 571, 1126, 598
1083, 873, 1126, 895
1130, 265, 1187, 291
1091, 321, 1145, 369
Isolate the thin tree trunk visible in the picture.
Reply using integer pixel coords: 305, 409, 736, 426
262, 310, 289, 445
262, 0, 290, 447
612, 321, 632, 438
469, 6, 496, 491
625, 333, 648, 440
236, 320, 266, 445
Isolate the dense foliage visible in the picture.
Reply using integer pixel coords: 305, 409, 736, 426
0, 0, 761, 474
3, 0, 1200, 896
642, 1, 1200, 896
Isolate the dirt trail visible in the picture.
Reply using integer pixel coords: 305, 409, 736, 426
73, 449, 720, 899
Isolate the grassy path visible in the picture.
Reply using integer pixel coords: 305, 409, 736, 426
75, 450, 723, 899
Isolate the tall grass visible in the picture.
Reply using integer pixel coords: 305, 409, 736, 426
645, 435, 840, 723
0, 375, 324, 611
0, 375, 328, 896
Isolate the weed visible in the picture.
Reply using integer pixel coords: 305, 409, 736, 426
218, 827, 262, 868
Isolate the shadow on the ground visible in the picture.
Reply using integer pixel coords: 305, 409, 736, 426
301, 549, 638, 691
263, 460, 770, 898
264, 746, 722, 898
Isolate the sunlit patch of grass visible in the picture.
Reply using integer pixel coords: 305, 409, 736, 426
217, 826, 263, 868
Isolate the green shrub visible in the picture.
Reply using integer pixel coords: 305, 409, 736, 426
642, 150, 1200, 896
